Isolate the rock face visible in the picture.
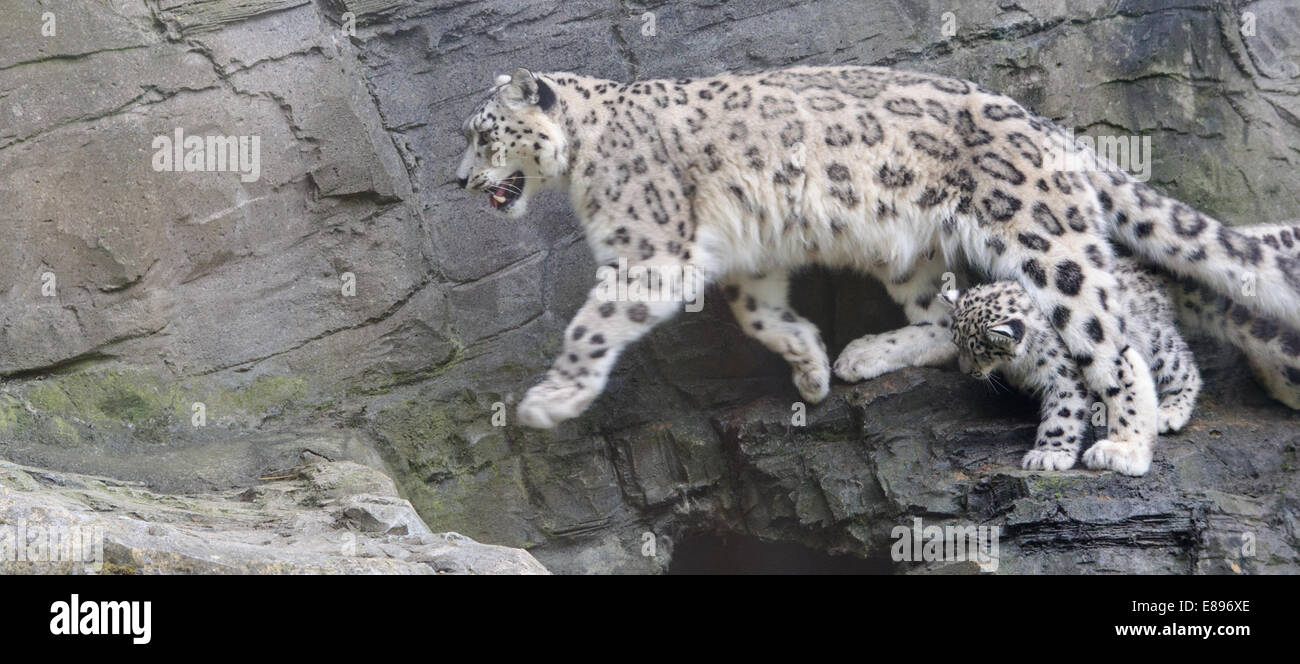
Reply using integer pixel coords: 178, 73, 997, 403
0, 456, 548, 574
1, 1, 1298, 573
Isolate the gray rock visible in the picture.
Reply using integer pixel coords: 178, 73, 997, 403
0, 458, 548, 574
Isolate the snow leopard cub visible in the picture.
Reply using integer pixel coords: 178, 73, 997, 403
941, 261, 1201, 475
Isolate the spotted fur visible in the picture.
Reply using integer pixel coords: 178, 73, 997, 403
454, 66, 1300, 461
941, 260, 1202, 475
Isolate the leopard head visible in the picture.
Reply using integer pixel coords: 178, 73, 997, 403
940, 288, 1027, 380
456, 68, 569, 218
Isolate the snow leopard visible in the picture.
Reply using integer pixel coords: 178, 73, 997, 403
940, 260, 1202, 475
454, 66, 1300, 476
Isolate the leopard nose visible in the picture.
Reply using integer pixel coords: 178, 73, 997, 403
457, 177, 469, 189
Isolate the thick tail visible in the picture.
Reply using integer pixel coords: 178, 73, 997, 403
1168, 276, 1300, 409
1091, 171, 1300, 330
1235, 221, 1300, 261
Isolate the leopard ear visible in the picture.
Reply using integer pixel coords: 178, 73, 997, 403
938, 289, 962, 309
498, 67, 538, 107
501, 68, 553, 110
987, 319, 1026, 345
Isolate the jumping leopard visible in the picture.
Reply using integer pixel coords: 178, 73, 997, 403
940, 259, 1202, 475
454, 66, 1300, 476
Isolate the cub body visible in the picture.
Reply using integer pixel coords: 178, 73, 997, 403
942, 261, 1201, 474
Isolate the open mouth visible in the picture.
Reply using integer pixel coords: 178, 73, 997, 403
489, 171, 525, 210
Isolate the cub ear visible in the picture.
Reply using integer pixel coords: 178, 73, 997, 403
938, 289, 962, 310
987, 319, 1026, 345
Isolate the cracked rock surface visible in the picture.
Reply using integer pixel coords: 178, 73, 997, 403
0, 456, 548, 574
1, 1, 1298, 573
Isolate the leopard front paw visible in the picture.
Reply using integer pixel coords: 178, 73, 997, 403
832, 335, 899, 383
1021, 446, 1078, 471
1082, 438, 1152, 476
793, 358, 831, 404
516, 378, 598, 429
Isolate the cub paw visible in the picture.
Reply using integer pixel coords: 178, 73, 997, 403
1082, 439, 1152, 476
1021, 447, 1077, 471
832, 335, 898, 383
1157, 406, 1191, 434
516, 379, 596, 429
793, 359, 831, 404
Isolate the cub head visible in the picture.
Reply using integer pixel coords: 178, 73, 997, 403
939, 288, 1027, 380
456, 68, 569, 218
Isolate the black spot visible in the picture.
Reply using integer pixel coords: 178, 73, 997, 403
830, 184, 861, 207
1055, 260, 1084, 296
1219, 226, 1263, 265
1230, 305, 1252, 326
856, 112, 884, 145
1065, 206, 1089, 233
1170, 205, 1207, 238
758, 94, 796, 119
808, 95, 846, 112
1282, 331, 1300, 357
1018, 232, 1050, 252
954, 110, 993, 146
826, 163, 851, 181
779, 120, 805, 147
1051, 172, 1073, 194
627, 303, 650, 323
916, 187, 949, 208
1250, 317, 1279, 341
572, 325, 587, 341
1031, 202, 1065, 235
923, 99, 950, 123
598, 302, 616, 318
1052, 305, 1071, 329
908, 130, 958, 161
1085, 317, 1104, 342
982, 103, 1026, 121
1085, 244, 1109, 269
1005, 132, 1042, 167
981, 189, 1022, 222
974, 152, 1025, 185
824, 123, 854, 147
1022, 259, 1048, 287
885, 98, 923, 116
876, 164, 914, 188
